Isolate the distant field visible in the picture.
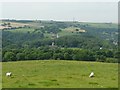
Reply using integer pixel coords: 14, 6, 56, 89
0, 21, 29, 30
5, 28, 35, 33
6, 22, 29, 27
58, 27, 84, 37
28, 27, 81, 38
2, 60, 118, 88
78, 22, 118, 29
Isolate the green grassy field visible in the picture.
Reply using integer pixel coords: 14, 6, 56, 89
43, 27, 80, 38
5, 28, 35, 33
78, 22, 118, 29
2, 60, 118, 88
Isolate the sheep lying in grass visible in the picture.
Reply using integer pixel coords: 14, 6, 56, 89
6, 72, 12, 77
89, 72, 94, 78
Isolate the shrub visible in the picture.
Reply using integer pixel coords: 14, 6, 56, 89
105, 58, 118, 63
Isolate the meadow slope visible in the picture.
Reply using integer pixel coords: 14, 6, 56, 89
2, 60, 118, 88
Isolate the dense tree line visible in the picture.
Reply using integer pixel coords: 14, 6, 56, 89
55, 35, 106, 49
3, 30, 116, 50
2, 31, 44, 48
42, 25, 62, 34
80, 26, 118, 42
2, 47, 119, 63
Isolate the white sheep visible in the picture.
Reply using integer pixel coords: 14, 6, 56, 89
6, 72, 12, 77
89, 72, 94, 78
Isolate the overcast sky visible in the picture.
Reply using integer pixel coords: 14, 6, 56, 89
1, 2, 118, 23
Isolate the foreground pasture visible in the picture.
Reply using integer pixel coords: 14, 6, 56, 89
2, 60, 118, 88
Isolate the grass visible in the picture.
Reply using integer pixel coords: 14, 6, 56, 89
2, 60, 118, 88
58, 27, 81, 37
5, 28, 35, 33
87, 23, 118, 29
44, 27, 81, 38
78, 22, 118, 29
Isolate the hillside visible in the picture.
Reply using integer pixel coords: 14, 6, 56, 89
2, 60, 118, 88
1, 19, 118, 63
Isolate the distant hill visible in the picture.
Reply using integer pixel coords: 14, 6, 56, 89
2, 19, 119, 62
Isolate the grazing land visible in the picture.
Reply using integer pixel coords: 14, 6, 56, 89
2, 60, 118, 88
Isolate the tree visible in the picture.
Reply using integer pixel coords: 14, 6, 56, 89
53, 53, 64, 60
75, 29, 79, 31
4, 52, 16, 61
95, 55, 106, 62
64, 53, 71, 60
106, 50, 114, 58
16, 53, 25, 60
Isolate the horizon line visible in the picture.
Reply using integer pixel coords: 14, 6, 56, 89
0, 18, 118, 24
